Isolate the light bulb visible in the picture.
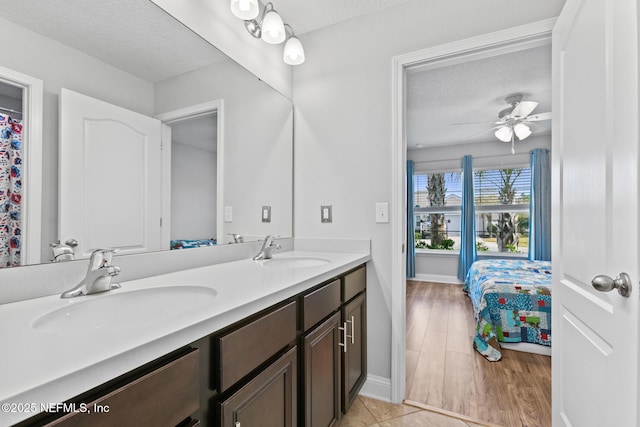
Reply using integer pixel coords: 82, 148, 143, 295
284, 36, 305, 65
261, 10, 285, 44
514, 123, 532, 140
230, 0, 259, 20
494, 126, 513, 142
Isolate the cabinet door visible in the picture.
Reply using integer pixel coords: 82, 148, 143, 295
342, 292, 366, 412
218, 347, 297, 427
303, 312, 341, 427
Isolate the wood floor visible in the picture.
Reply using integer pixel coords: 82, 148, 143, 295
405, 280, 551, 427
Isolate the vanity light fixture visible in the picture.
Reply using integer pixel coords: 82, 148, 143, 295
230, 1, 305, 65
230, 0, 259, 20
260, 4, 285, 44
283, 25, 305, 65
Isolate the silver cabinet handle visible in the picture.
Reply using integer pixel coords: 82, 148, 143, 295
346, 315, 355, 344
338, 321, 348, 353
592, 272, 632, 297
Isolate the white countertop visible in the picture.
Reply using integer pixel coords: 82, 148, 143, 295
0, 250, 369, 426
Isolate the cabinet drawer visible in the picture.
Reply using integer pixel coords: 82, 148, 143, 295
303, 279, 340, 331
46, 349, 199, 427
216, 301, 297, 392
343, 266, 366, 303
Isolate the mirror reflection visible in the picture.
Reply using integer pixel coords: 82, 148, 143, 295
0, 0, 293, 267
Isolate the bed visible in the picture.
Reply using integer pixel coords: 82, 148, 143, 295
463, 259, 551, 361
170, 239, 217, 250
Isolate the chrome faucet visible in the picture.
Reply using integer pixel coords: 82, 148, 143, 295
228, 233, 244, 244
252, 235, 281, 260
61, 249, 121, 298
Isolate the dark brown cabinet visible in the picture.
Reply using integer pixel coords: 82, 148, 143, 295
300, 265, 367, 425
217, 347, 297, 427
31, 349, 200, 427
342, 291, 366, 412
212, 300, 298, 427
303, 312, 342, 427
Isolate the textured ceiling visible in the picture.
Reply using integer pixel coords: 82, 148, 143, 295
406, 44, 552, 148
1, 0, 551, 150
274, 0, 411, 34
0, 0, 228, 83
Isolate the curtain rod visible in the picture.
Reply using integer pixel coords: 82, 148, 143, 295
0, 106, 22, 115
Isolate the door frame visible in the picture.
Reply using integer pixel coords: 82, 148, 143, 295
155, 99, 225, 245
389, 19, 556, 403
0, 66, 43, 265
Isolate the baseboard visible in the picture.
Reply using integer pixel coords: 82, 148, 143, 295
411, 273, 462, 284
359, 374, 392, 402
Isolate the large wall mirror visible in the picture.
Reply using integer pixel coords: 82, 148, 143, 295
0, 0, 293, 267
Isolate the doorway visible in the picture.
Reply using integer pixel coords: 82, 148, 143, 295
389, 19, 556, 404
156, 100, 224, 247
0, 66, 43, 266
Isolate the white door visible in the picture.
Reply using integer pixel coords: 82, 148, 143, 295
552, 1, 639, 426
59, 88, 164, 258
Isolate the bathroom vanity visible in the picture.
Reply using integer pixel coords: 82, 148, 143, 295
0, 249, 369, 427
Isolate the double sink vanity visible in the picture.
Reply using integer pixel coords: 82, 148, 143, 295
0, 243, 370, 427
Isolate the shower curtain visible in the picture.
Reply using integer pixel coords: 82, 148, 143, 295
0, 113, 22, 267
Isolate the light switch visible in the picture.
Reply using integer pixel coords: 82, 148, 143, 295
321, 205, 332, 223
224, 206, 233, 222
376, 202, 389, 223
262, 205, 271, 223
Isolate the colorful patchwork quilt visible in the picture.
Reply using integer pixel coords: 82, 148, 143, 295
170, 239, 217, 250
463, 259, 551, 361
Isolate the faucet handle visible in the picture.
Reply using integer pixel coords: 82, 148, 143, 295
88, 248, 119, 270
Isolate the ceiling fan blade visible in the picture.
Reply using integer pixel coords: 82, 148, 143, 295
524, 111, 552, 122
511, 100, 538, 119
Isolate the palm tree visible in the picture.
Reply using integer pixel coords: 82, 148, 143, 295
496, 168, 522, 252
427, 173, 447, 246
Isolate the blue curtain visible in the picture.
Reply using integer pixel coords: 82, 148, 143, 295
458, 155, 477, 281
529, 148, 551, 261
406, 160, 416, 278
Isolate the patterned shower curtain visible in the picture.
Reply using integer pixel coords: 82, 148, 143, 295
0, 114, 22, 267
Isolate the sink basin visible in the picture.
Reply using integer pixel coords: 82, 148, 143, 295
261, 257, 330, 269
32, 286, 217, 332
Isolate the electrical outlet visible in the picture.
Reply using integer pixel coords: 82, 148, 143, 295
321, 205, 332, 223
224, 206, 233, 222
262, 206, 271, 223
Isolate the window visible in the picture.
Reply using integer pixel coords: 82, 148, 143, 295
474, 167, 530, 254
412, 166, 532, 254
412, 172, 462, 251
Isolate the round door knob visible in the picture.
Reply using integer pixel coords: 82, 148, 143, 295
591, 272, 632, 297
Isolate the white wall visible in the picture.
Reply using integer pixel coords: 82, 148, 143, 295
150, 0, 293, 99
171, 142, 217, 241
155, 60, 294, 243
0, 16, 155, 263
293, 0, 563, 399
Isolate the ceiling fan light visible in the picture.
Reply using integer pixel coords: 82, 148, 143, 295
230, 0, 259, 20
495, 126, 513, 142
261, 10, 286, 44
514, 123, 532, 140
284, 36, 305, 65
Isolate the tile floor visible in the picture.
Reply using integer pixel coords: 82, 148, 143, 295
339, 396, 494, 427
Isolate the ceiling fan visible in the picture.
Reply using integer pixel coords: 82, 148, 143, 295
493, 93, 552, 153
464, 93, 552, 154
